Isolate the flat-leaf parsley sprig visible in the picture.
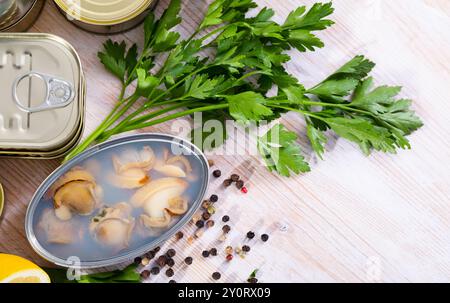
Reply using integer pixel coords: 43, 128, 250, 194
65, 0, 423, 177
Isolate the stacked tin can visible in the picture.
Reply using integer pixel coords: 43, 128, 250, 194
0, 0, 44, 32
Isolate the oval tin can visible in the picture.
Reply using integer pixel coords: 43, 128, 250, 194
54, 0, 158, 34
0, 33, 85, 159
25, 133, 210, 268
0, 0, 44, 32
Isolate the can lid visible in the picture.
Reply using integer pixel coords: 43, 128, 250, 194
54, 0, 154, 25
0, 33, 84, 153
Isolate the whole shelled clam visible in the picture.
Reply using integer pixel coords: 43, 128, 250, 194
49, 167, 102, 221
89, 202, 135, 249
130, 177, 189, 229
108, 146, 155, 189
153, 149, 192, 178
38, 209, 83, 245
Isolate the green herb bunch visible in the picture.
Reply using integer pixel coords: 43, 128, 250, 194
65, 0, 423, 177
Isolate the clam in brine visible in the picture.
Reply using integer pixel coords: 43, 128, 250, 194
25, 134, 209, 268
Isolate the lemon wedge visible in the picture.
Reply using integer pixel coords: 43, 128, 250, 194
0, 254, 50, 283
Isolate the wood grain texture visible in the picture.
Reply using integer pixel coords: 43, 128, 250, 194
0, 0, 449, 282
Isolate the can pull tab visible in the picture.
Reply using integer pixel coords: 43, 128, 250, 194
12, 72, 75, 113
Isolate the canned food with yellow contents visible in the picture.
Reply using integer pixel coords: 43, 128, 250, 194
0, 182, 4, 219
0, 33, 85, 159
54, 0, 158, 34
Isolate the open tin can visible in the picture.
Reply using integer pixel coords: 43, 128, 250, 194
0, 33, 85, 159
54, 0, 158, 34
25, 133, 210, 268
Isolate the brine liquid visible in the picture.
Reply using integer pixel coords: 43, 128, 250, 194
32, 140, 206, 262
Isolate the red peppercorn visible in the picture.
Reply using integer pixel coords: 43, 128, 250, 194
226, 254, 233, 262
241, 186, 248, 194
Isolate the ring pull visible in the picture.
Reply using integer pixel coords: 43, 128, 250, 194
12, 72, 75, 113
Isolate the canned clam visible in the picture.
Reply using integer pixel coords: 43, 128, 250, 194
54, 0, 158, 34
0, 33, 85, 158
25, 133, 210, 268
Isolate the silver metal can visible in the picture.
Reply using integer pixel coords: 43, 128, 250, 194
0, 33, 85, 158
25, 133, 210, 268
0, 0, 44, 32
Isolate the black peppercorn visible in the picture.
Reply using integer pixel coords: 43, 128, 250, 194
154, 246, 161, 253
242, 245, 251, 252
223, 179, 232, 187
166, 249, 176, 258
134, 257, 142, 265
175, 231, 184, 240
169, 279, 177, 283
212, 170, 222, 178
156, 255, 167, 267
247, 231, 255, 239
185, 257, 193, 265
210, 248, 218, 256
209, 194, 218, 202
202, 250, 210, 258
212, 272, 221, 280
236, 180, 244, 189
230, 174, 240, 182
167, 258, 175, 267
150, 267, 160, 275
222, 215, 230, 222
261, 234, 269, 242
202, 212, 211, 221
222, 224, 231, 233
196, 220, 205, 228
248, 277, 258, 283
140, 270, 150, 279
166, 268, 174, 277
146, 251, 155, 259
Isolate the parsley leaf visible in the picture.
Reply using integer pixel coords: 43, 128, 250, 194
306, 124, 328, 159
98, 40, 138, 83
258, 124, 310, 177
226, 91, 273, 123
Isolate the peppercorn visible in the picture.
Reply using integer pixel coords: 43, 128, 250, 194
241, 186, 248, 194
169, 279, 177, 284
212, 272, 221, 280
225, 246, 233, 255
226, 254, 233, 261
212, 170, 222, 178
154, 246, 161, 253
195, 228, 204, 238
207, 205, 216, 215
242, 245, 251, 252
187, 236, 194, 245
166, 268, 174, 277
196, 220, 205, 228
206, 220, 215, 227
210, 248, 218, 256
236, 180, 244, 189
230, 174, 240, 182
146, 251, 155, 259
202, 250, 210, 258
202, 212, 211, 221
202, 200, 211, 209
222, 215, 230, 222
175, 231, 184, 240
209, 194, 218, 202
150, 267, 160, 275
167, 258, 175, 267
223, 179, 232, 187
247, 231, 255, 239
192, 213, 202, 224
185, 257, 193, 265
134, 257, 142, 265
222, 224, 231, 233
219, 234, 227, 242
140, 270, 150, 279
248, 277, 258, 283
261, 234, 269, 242
156, 255, 167, 267
208, 159, 215, 167
166, 249, 176, 258
141, 257, 150, 266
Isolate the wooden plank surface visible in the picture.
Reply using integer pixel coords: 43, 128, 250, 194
1, 0, 449, 282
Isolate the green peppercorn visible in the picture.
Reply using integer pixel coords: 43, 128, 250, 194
207, 205, 216, 215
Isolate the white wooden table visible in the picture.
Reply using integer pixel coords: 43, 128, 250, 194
0, 0, 449, 283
